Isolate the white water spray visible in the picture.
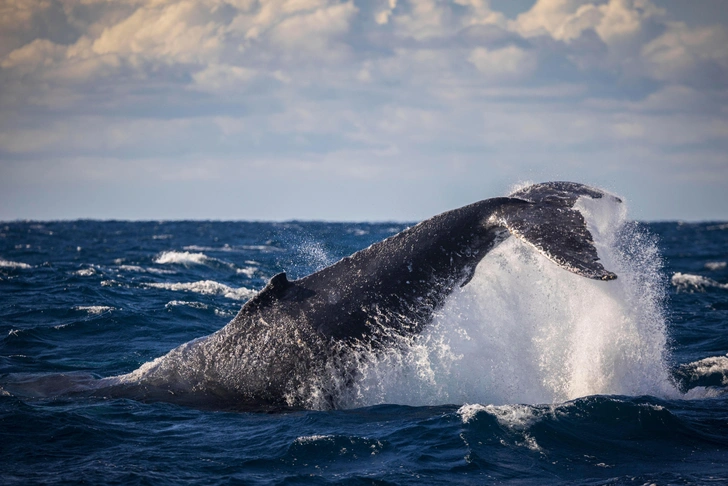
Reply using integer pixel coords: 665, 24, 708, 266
337, 193, 678, 408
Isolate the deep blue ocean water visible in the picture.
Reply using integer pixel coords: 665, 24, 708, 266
1, 218, 727, 485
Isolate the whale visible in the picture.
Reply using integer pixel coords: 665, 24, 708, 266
100, 181, 621, 411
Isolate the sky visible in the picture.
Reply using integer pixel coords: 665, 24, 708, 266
1, 0, 727, 222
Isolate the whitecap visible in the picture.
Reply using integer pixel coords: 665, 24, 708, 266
74, 267, 96, 277
184, 245, 215, 252
154, 251, 210, 265
295, 435, 333, 444
117, 265, 175, 275
705, 261, 727, 271
678, 355, 728, 387
183, 244, 283, 253
236, 266, 258, 278
671, 272, 728, 292
457, 403, 489, 424
118, 264, 145, 272
75, 306, 114, 315
146, 280, 254, 300
184, 244, 239, 253
458, 403, 544, 451
241, 245, 284, 252
0, 259, 31, 269
165, 301, 208, 310
706, 223, 728, 231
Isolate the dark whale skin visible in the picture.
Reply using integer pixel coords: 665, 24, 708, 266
103, 182, 620, 410
236, 197, 518, 343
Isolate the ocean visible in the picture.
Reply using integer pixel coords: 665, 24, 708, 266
1, 204, 727, 484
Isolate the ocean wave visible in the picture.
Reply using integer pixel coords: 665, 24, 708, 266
706, 223, 728, 231
117, 265, 176, 275
154, 251, 211, 265
183, 244, 284, 253
458, 403, 546, 451
287, 434, 386, 460
705, 262, 727, 271
0, 259, 31, 269
671, 272, 728, 292
457, 402, 550, 430
75, 306, 115, 315
183, 244, 242, 253
456, 396, 688, 456
164, 301, 208, 310
674, 355, 728, 391
294, 435, 333, 444
154, 251, 237, 270
146, 280, 254, 300
74, 267, 96, 276
235, 266, 258, 278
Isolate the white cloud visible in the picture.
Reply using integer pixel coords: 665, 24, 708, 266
513, 0, 663, 43
90, 1, 228, 62
0, 38, 66, 70
191, 63, 258, 91
468, 45, 537, 81
374, 0, 397, 25
0, 0, 727, 220
0, 0, 54, 56
641, 22, 728, 85
268, 1, 357, 58
391, 0, 450, 40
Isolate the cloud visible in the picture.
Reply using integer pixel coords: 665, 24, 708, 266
268, 1, 357, 58
641, 22, 728, 87
468, 44, 537, 81
0, 0, 727, 220
90, 1, 230, 63
191, 63, 259, 91
512, 0, 663, 43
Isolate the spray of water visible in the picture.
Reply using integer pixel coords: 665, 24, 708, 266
334, 192, 678, 408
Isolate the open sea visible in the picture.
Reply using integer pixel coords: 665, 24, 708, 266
1, 210, 728, 484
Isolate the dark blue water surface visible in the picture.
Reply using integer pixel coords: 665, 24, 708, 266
1, 220, 727, 485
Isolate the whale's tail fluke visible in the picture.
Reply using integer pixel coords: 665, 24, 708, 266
496, 182, 621, 281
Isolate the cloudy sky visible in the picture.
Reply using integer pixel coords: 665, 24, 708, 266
1, 0, 727, 221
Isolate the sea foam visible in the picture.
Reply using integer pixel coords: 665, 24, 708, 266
671, 272, 728, 291
154, 251, 211, 265
146, 280, 254, 300
75, 306, 115, 315
705, 261, 727, 271
333, 191, 678, 408
0, 259, 31, 269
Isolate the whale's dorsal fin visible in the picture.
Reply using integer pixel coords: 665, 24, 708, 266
495, 182, 620, 281
241, 272, 291, 312
260, 272, 290, 298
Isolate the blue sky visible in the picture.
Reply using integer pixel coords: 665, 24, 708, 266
1, 0, 726, 221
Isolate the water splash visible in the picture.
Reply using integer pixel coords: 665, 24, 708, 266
336, 192, 678, 408
5, 190, 684, 410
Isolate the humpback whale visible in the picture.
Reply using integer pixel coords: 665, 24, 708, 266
105, 181, 621, 410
